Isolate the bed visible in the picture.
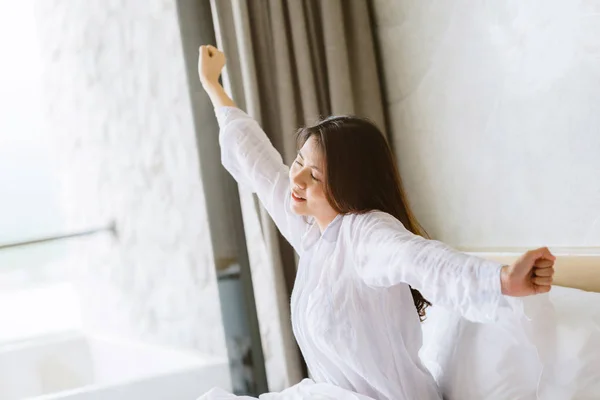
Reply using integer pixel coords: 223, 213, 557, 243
418, 249, 600, 400
199, 250, 600, 400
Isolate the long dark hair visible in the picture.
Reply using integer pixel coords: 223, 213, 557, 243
297, 116, 432, 321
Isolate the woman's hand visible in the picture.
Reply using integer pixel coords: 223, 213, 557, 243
197, 45, 236, 108
500, 247, 556, 296
198, 45, 226, 87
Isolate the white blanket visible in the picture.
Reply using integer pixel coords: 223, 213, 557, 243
199, 286, 600, 400
420, 286, 600, 400
198, 379, 375, 400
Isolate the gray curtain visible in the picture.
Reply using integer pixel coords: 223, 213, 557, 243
210, 0, 386, 390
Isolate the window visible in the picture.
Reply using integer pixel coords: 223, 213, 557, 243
0, 1, 80, 342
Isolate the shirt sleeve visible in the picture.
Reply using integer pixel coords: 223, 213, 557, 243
215, 106, 309, 253
352, 211, 522, 322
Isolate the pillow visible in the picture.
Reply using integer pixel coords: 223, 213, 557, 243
534, 286, 600, 399
420, 287, 600, 400
420, 301, 542, 400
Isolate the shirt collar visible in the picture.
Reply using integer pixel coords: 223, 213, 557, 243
301, 214, 343, 251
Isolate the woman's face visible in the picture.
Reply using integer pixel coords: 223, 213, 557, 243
289, 137, 338, 228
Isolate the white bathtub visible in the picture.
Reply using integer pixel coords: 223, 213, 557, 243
0, 331, 231, 400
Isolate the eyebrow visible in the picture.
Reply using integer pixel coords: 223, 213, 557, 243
298, 151, 322, 172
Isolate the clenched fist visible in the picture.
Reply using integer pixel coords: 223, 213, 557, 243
501, 247, 556, 296
198, 45, 226, 87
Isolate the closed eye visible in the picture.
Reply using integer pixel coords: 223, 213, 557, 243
295, 159, 319, 181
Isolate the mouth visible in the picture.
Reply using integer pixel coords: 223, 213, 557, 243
291, 191, 306, 203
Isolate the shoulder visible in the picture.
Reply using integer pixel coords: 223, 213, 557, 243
342, 211, 408, 238
340, 212, 410, 267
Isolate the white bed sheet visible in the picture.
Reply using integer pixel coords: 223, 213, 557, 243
420, 286, 600, 400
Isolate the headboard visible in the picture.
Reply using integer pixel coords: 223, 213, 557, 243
466, 248, 600, 293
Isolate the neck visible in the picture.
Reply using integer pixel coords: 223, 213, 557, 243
315, 213, 340, 233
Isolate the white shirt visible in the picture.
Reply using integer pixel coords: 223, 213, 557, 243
215, 106, 519, 400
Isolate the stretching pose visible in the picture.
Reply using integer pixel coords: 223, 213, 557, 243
197, 45, 554, 400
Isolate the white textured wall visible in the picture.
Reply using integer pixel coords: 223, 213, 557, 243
33, 0, 227, 357
372, 1, 600, 249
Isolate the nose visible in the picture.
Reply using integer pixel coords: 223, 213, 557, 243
290, 168, 307, 190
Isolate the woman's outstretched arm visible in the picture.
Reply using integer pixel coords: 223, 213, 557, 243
203, 81, 236, 108
198, 45, 235, 108
351, 211, 555, 322
198, 45, 309, 252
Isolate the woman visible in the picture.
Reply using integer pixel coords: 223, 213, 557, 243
197, 45, 555, 400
